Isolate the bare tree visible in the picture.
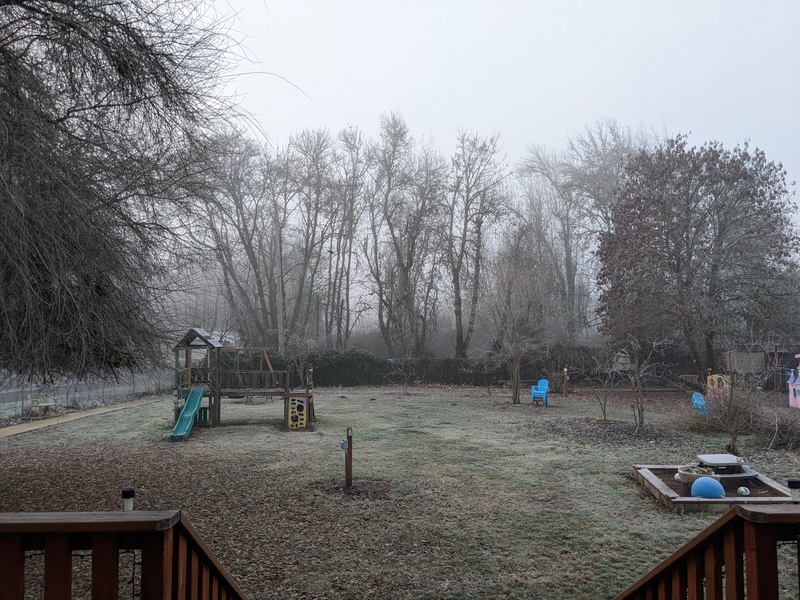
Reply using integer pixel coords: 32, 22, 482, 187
517, 147, 593, 340
283, 129, 338, 345
712, 378, 763, 455
262, 145, 300, 353
323, 126, 370, 349
0, 0, 235, 379
183, 132, 276, 347
444, 132, 508, 358
483, 226, 560, 404
614, 338, 669, 432
584, 348, 625, 421
364, 114, 446, 357
563, 119, 645, 235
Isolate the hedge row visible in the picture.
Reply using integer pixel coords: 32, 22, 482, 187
211, 344, 702, 388
228, 346, 609, 388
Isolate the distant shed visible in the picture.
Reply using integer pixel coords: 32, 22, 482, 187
725, 346, 799, 390
726, 350, 765, 375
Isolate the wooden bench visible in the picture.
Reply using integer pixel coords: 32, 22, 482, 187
28, 392, 57, 418
678, 374, 700, 385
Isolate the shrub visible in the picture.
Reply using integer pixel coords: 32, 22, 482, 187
755, 406, 800, 451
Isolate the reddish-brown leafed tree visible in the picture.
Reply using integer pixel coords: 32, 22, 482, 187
597, 135, 799, 376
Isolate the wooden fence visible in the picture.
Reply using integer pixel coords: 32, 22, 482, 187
0, 510, 247, 599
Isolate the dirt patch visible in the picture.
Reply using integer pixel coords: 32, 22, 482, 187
313, 479, 392, 500
534, 416, 692, 447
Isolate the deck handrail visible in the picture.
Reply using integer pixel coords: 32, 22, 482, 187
0, 510, 248, 599
615, 504, 800, 599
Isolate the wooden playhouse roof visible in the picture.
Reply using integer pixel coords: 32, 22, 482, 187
174, 327, 224, 350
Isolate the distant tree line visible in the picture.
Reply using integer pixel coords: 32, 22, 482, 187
180, 116, 798, 402
2, 1, 798, 400
178, 117, 647, 360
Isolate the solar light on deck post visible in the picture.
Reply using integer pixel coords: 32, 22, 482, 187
789, 479, 800, 503
121, 488, 135, 511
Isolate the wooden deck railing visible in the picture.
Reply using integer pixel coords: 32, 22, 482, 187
0, 510, 248, 599
615, 504, 800, 600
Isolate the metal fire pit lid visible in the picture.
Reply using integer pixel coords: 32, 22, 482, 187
696, 453, 744, 467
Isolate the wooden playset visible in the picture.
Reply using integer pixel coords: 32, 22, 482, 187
172, 328, 315, 434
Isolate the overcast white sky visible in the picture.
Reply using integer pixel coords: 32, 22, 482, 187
219, 0, 800, 193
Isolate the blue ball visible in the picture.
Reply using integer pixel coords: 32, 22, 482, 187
691, 476, 725, 498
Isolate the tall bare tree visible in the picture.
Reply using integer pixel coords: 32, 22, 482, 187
283, 129, 337, 344
324, 126, 370, 349
0, 0, 234, 379
261, 145, 300, 353
563, 119, 642, 235
364, 114, 446, 357
182, 132, 276, 346
444, 132, 508, 357
517, 147, 592, 339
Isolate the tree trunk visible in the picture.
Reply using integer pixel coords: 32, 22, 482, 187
704, 330, 716, 374
508, 351, 522, 404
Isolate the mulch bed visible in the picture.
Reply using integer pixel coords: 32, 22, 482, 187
313, 479, 392, 500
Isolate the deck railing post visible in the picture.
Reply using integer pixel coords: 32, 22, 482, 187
141, 527, 174, 599
0, 535, 25, 599
686, 551, 704, 600
703, 536, 724, 599
91, 533, 120, 599
670, 563, 686, 600
743, 520, 780, 600
45, 533, 72, 599
723, 524, 744, 600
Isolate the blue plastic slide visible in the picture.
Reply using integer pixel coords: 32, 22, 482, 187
169, 386, 207, 441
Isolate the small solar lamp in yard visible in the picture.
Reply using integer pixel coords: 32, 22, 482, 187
121, 488, 135, 511
789, 479, 800, 503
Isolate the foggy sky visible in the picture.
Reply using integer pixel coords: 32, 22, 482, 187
220, 0, 800, 194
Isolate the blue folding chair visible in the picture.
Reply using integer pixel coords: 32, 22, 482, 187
531, 379, 549, 406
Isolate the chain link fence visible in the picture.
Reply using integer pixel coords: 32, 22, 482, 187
0, 371, 172, 419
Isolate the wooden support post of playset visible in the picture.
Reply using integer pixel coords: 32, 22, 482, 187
344, 427, 353, 488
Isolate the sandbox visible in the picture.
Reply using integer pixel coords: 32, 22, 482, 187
634, 464, 792, 513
